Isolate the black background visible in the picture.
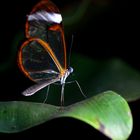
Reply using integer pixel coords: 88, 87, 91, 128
0, 0, 139, 139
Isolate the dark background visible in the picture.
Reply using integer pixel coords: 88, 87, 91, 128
0, 0, 139, 139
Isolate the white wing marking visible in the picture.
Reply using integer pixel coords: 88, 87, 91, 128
28, 11, 62, 24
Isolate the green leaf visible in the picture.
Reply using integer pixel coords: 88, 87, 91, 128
71, 54, 140, 101
0, 91, 132, 140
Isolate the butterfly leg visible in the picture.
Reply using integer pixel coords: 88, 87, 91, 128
61, 84, 65, 106
66, 80, 87, 98
75, 80, 87, 98
43, 85, 50, 103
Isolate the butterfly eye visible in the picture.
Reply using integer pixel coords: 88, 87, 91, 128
69, 67, 74, 73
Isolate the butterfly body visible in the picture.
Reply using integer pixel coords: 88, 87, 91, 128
60, 67, 73, 84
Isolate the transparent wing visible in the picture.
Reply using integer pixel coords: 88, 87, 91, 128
26, 0, 67, 69
18, 38, 60, 82
22, 75, 60, 96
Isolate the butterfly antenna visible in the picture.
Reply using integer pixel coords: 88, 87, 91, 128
68, 34, 74, 67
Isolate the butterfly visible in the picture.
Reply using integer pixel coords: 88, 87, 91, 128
18, 0, 85, 106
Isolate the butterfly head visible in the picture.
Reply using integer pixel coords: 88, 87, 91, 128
68, 67, 73, 74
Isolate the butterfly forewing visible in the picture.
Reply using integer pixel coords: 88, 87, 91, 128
26, 0, 66, 69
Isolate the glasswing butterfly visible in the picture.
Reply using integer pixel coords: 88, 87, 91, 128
18, 0, 85, 106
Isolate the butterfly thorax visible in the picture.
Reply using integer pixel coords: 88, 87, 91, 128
60, 67, 73, 84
